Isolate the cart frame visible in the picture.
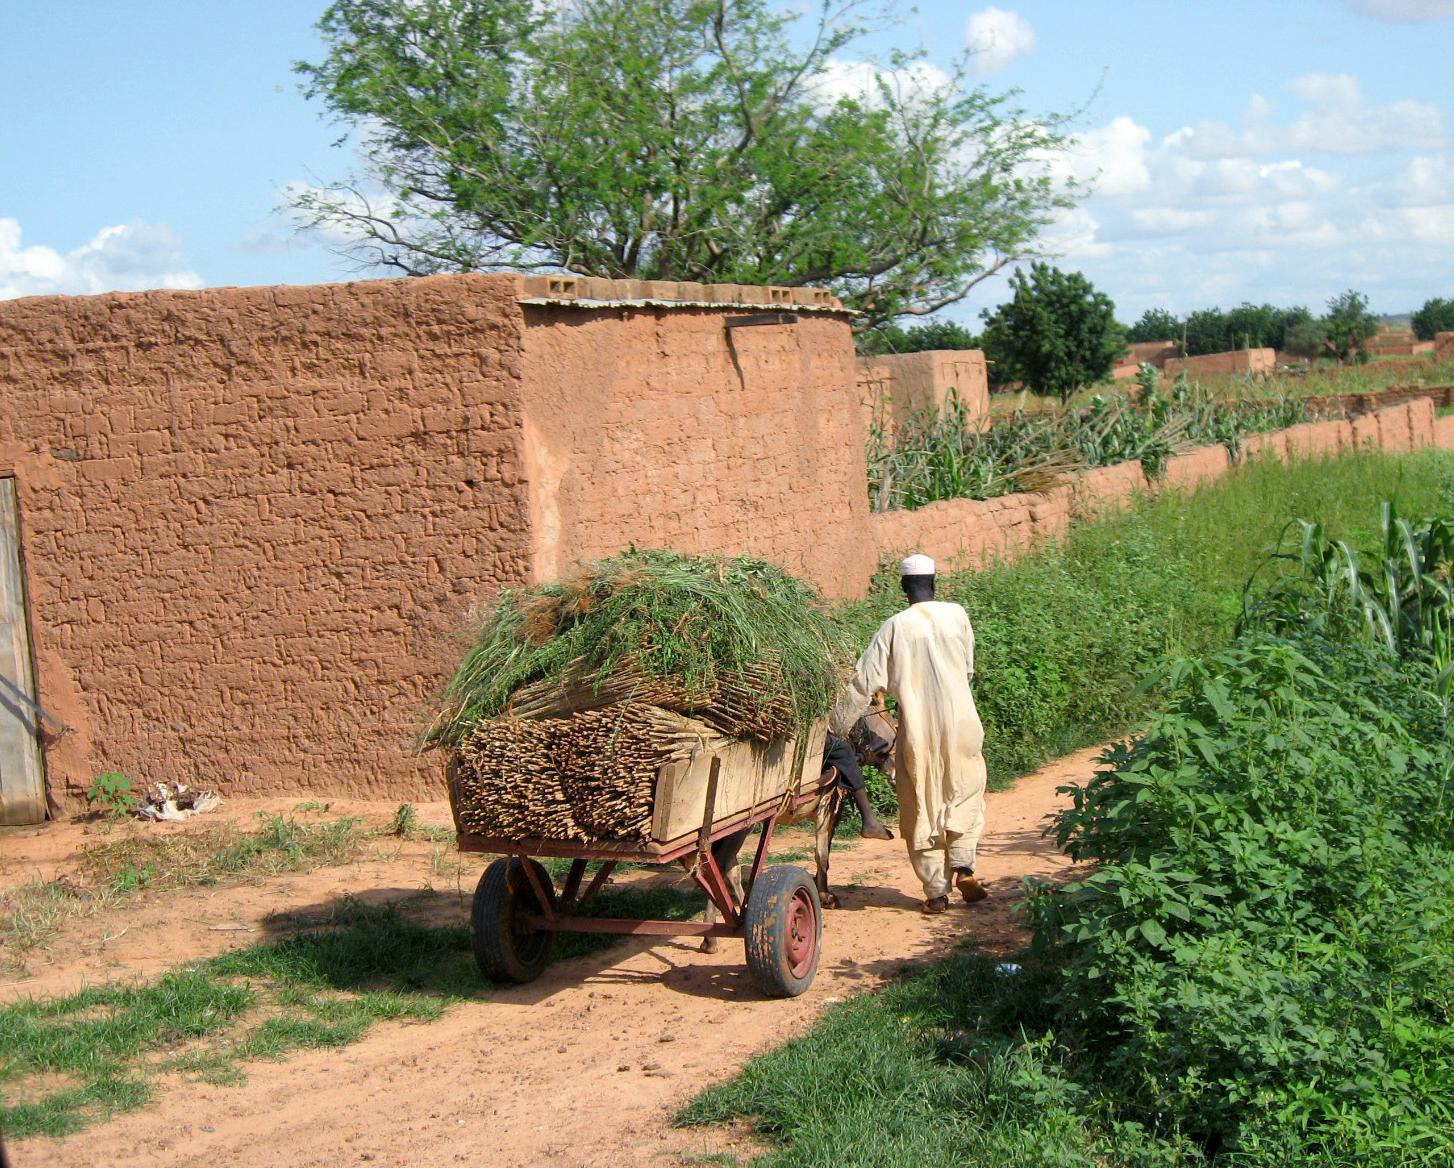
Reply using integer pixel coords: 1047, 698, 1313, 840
457, 756, 833, 995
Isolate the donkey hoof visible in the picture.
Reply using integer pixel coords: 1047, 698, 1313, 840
699, 936, 720, 954
821, 891, 840, 909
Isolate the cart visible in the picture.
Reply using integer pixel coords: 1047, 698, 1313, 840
450, 721, 830, 998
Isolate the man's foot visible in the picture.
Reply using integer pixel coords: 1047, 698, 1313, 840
859, 820, 894, 840
955, 869, 988, 904
922, 896, 949, 914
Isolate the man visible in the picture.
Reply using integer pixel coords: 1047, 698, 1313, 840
831, 554, 988, 913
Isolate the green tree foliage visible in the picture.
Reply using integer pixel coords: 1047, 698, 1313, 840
979, 263, 1125, 400
1412, 296, 1454, 342
1179, 302, 1312, 356
291, 0, 1078, 327
1124, 307, 1181, 344
1321, 288, 1380, 364
856, 319, 980, 356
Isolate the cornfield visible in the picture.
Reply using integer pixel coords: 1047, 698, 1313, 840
868, 380, 1317, 512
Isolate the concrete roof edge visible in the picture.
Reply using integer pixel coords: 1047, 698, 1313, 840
519, 296, 858, 315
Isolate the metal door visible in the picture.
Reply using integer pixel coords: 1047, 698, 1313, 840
0, 478, 46, 824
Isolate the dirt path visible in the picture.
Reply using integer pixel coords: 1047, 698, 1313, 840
12, 746, 1102, 1168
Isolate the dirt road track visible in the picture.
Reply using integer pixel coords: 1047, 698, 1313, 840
20, 746, 1100, 1168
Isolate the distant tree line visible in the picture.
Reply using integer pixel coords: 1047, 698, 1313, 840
1126, 303, 1313, 355
1412, 297, 1454, 341
856, 276, 1445, 401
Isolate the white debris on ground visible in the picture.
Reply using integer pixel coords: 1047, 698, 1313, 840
134, 782, 222, 822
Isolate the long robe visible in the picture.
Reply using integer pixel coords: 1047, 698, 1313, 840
831, 601, 986, 853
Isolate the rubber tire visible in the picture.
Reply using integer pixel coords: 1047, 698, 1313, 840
743, 865, 822, 998
470, 857, 557, 984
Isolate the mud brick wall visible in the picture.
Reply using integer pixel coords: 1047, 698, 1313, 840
854, 350, 990, 435
1163, 347, 1276, 379
518, 302, 868, 597
0, 276, 532, 811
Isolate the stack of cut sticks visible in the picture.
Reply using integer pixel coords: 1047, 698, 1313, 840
507, 658, 796, 741
449, 703, 714, 844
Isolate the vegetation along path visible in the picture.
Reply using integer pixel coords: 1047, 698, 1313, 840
12, 747, 1097, 1168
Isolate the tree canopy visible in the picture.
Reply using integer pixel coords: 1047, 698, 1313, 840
291, 0, 1078, 326
980, 263, 1125, 401
1125, 308, 1181, 345
856, 318, 981, 356
1412, 297, 1454, 342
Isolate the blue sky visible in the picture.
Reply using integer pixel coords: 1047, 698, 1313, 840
2, 0, 1452, 324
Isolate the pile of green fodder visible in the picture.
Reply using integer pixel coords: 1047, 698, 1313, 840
429, 550, 854, 843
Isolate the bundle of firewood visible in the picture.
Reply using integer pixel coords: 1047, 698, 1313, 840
506, 657, 795, 740
449, 703, 714, 843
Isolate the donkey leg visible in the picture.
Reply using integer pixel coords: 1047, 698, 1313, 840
814, 787, 846, 909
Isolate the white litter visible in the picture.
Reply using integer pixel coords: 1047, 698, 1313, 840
134, 782, 222, 821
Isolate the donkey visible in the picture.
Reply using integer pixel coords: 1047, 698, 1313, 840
700, 710, 896, 948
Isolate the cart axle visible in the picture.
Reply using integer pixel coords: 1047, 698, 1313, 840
525, 914, 739, 937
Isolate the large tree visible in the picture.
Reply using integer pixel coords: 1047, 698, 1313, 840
980, 263, 1125, 401
291, 0, 1077, 326
1412, 297, 1454, 342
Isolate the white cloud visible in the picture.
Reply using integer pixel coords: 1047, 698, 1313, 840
812, 59, 954, 109
1180, 72, 1447, 157
1052, 116, 1152, 196
1340, 0, 1454, 19
1020, 80, 1454, 318
964, 8, 1035, 76
0, 219, 203, 300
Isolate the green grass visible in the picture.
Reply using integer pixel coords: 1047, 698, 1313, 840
0, 897, 461, 1140
0, 812, 378, 970
0, 873, 709, 1142
852, 446, 1454, 789
679, 949, 1181, 1167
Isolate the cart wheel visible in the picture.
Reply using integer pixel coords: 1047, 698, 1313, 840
471, 857, 557, 984
743, 865, 822, 998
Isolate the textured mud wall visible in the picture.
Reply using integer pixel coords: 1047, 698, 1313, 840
1163, 348, 1276, 378
855, 350, 990, 433
519, 301, 868, 597
2, 271, 1449, 816
0, 276, 532, 811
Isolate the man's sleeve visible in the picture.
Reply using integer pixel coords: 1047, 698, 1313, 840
965, 612, 976, 683
830, 621, 892, 735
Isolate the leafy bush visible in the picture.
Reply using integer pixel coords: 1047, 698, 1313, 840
856, 319, 981, 356
1024, 493, 1454, 1153
980, 262, 1126, 401
1182, 303, 1313, 357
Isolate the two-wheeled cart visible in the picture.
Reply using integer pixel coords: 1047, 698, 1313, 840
450, 722, 830, 998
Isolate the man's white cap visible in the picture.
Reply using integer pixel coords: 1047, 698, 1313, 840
900, 554, 935, 576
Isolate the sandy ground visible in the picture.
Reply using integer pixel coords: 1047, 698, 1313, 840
1, 745, 1104, 1168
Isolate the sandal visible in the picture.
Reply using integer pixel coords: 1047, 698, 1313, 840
955, 870, 988, 904
922, 895, 949, 914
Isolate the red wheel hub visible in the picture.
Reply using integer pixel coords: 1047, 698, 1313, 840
784, 889, 818, 978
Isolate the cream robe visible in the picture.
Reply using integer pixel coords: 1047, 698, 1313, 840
832, 601, 987, 853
